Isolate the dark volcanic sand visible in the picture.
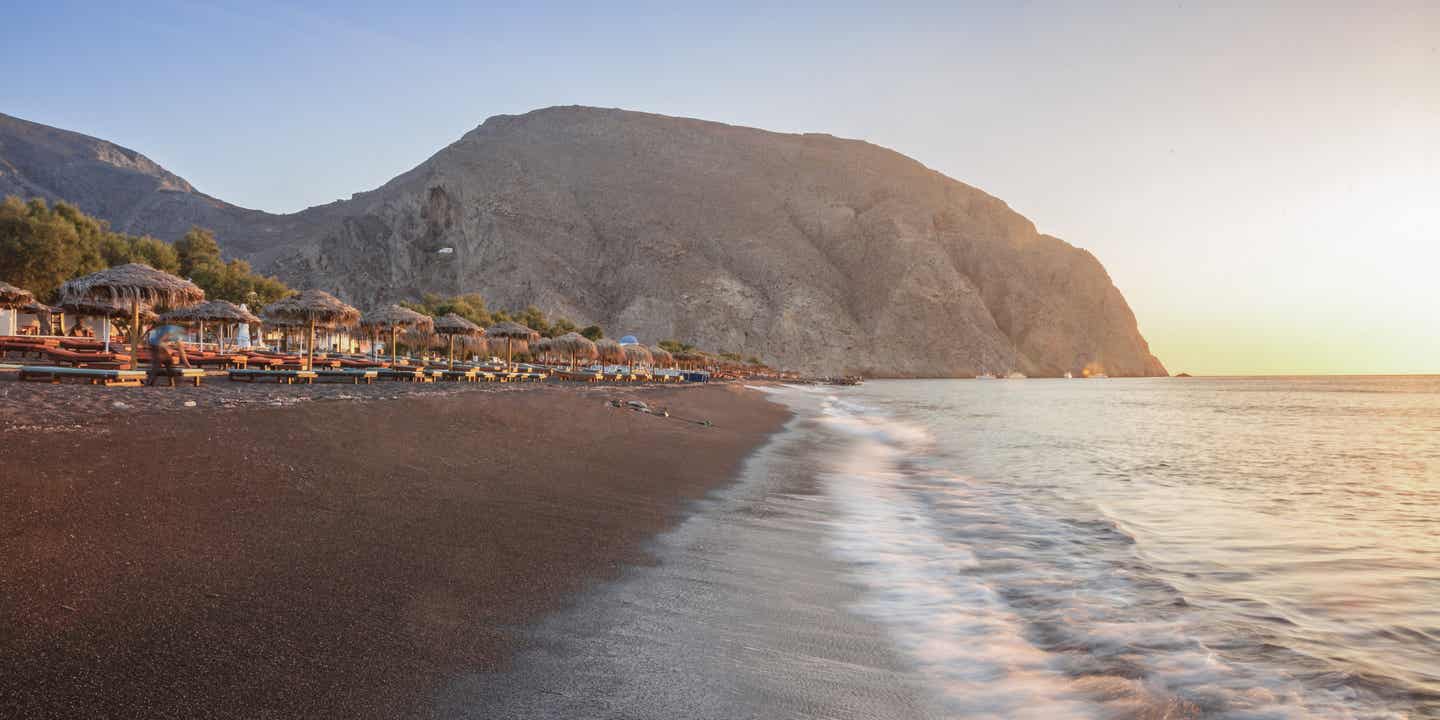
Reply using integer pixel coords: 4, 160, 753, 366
0, 383, 789, 719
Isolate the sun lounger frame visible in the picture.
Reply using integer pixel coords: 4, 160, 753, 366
227, 369, 318, 385
18, 365, 146, 387
313, 369, 378, 385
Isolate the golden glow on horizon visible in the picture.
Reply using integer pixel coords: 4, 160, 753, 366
1117, 136, 1440, 377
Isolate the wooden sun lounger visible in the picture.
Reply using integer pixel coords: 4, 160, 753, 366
227, 369, 317, 385
42, 347, 129, 368
191, 354, 248, 370
377, 368, 428, 382
313, 369, 378, 384
57, 338, 106, 350
148, 367, 207, 387
279, 359, 341, 370
242, 355, 285, 368
440, 368, 478, 382
493, 371, 544, 382
0, 336, 60, 348
19, 365, 146, 387
553, 370, 604, 382
335, 357, 385, 369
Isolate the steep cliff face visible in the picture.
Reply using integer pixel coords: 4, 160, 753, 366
0, 106, 1165, 377
274, 107, 1164, 376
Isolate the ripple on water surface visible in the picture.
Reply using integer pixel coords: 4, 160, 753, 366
809, 377, 1440, 719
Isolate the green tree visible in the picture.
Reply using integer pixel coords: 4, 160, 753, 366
0, 197, 102, 300
128, 236, 180, 274
98, 234, 135, 267
580, 324, 604, 341
203, 258, 290, 306
517, 305, 550, 336
174, 227, 222, 272
0, 194, 291, 305
401, 292, 494, 328
548, 317, 577, 338
659, 339, 694, 353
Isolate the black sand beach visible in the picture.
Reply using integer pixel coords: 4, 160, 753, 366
0, 382, 789, 719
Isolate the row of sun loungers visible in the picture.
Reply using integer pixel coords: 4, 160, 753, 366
5, 338, 706, 389
15, 365, 206, 387
228, 368, 381, 385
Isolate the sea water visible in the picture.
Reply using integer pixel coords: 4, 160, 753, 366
813, 377, 1439, 719
460, 377, 1439, 719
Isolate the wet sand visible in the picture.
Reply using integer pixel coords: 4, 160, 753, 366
452, 386, 941, 719
0, 382, 789, 719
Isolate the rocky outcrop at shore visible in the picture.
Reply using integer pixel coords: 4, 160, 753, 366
0, 107, 1166, 377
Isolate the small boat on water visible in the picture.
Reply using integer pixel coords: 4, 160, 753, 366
1064, 371, 1073, 379
1005, 371, 1027, 379
975, 371, 996, 379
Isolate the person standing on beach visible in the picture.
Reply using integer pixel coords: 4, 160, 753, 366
146, 324, 191, 386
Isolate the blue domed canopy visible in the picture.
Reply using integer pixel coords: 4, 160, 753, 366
619, 334, 639, 345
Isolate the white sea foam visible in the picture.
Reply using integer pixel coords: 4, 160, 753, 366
817, 401, 1096, 718
811, 394, 1405, 720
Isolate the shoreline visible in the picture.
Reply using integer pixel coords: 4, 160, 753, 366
456, 384, 941, 719
0, 382, 790, 718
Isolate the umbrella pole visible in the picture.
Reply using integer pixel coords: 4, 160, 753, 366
448, 335, 456, 370
391, 326, 398, 367
506, 338, 513, 371
307, 316, 316, 371
130, 299, 141, 372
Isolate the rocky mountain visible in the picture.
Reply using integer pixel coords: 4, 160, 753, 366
0, 106, 1166, 377
0, 112, 314, 260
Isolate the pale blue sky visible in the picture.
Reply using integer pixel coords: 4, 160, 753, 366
4, 1, 1436, 373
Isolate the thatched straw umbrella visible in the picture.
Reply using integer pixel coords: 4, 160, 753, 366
594, 338, 624, 371
456, 333, 490, 361
672, 349, 704, 371
0, 280, 34, 309
621, 343, 652, 374
262, 290, 360, 371
530, 336, 553, 364
161, 300, 261, 353
400, 326, 441, 362
649, 345, 674, 368
431, 313, 483, 369
2, 280, 38, 335
58, 299, 155, 353
360, 305, 433, 367
58, 263, 204, 370
485, 321, 540, 370
550, 332, 597, 370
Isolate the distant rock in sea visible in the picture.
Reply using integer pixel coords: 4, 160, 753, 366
0, 107, 1167, 377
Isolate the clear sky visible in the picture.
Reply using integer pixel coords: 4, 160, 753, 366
4, 1, 1436, 374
